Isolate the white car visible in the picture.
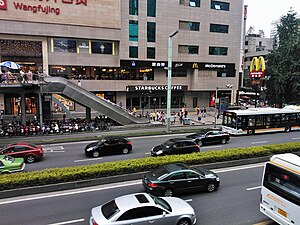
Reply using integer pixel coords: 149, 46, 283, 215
90, 192, 197, 225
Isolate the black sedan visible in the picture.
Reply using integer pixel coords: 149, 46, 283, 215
151, 138, 200, 156
143, 163, 220, 197
186, 128, 230, 146
85, 136, 132, 158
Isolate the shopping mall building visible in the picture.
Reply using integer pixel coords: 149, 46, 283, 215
0, 0, 244, 117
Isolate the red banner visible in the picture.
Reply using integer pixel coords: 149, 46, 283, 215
0, 0, 7, 10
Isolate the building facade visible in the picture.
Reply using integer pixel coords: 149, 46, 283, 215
0, 0, 244, 117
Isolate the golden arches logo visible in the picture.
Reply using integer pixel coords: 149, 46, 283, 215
249, 56, 265, 78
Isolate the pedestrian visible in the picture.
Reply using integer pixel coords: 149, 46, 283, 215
77, 80, 81, 87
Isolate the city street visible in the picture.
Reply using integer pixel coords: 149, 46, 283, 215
0, 163, 275, 225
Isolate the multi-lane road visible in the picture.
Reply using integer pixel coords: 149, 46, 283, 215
0, 163, 275, 225
25, 131, 300, 171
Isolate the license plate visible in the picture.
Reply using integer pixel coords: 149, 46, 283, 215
278, 208, 287, 217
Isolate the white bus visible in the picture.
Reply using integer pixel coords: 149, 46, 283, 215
260, 153, 300, 225
222, 107, 300, 135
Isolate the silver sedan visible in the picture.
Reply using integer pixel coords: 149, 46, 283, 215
90, 192, 197, 225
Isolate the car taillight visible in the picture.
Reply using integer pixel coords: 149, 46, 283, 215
20, 163, 23, 168
127, 142, 132, 146
39, 149, 44, 154
91, 218, 98, 225
148, 182, 158, 188
195, 145, 200, 151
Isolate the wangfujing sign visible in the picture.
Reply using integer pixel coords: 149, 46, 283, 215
127, 85, 188, 92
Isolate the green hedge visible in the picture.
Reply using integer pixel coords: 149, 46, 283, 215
0, 142, 299, 190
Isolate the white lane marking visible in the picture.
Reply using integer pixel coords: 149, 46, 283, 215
202, 145, 222, 149
185, 199, 193, 202
246, 186, 261, 191
48, 218, 84, 225
292, 137, 300, 140
43, 146, 65, 153
145, 152, 151, 155
251, 141, 268, 144
74, 158, 103, 163
0, 180, 142, 205
0, 163, 265, 205
212, 163, 265, 173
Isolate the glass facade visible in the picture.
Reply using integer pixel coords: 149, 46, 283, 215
147, 22, 156, 42
210, 24, 229, 33
129, 20, 139, 42
129, 0, 138, 15
147, 0, 156, 17
53, 39, 76, 53
209, 46, 228, 55
91, 41, 113, 54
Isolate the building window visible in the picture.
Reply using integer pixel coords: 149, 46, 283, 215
147, 22, 156, 42
179, 45, 199, 54
209, 46, 228, 55
211, 1, 230, 11
147, 0, 156, 17
147, 47, 155, 59
245, 41, 248, 45
210, 24, 229, 33
180, 0, 200, 7
53, 39, 77, 53
129, 20, 138, 42
129, 0, 138, 15
179, 21, 200, 31
129, 46, 138, 58
91, 41, 113, 54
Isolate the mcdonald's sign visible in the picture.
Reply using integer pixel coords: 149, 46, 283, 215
249, 56, 265, 78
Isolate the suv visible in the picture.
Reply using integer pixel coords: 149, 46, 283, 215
151, 138, 200, 156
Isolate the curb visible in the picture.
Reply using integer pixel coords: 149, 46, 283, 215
0, 156, 269, 199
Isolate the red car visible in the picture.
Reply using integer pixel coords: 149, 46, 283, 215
0, 142, 44, 163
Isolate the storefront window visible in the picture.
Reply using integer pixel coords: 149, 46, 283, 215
91, 41, 113, 54
77, 40, 90, 54
53, 95, 75, 112
53, 39, 77, 53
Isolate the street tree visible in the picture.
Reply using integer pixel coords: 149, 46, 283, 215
265, 10, 300, 106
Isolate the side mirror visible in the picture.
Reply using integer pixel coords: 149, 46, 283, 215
162, 211, 167, 217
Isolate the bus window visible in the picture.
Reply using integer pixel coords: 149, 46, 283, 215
248, 116, 255, 127
272, 114, 281, 125
290, 114, 297, 125
256, 116, 263, 126
282, 114, 289, 124
265, 115, 271, 126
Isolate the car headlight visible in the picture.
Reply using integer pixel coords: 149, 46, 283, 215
86, 147, 94, 151
216, 177, 220, 182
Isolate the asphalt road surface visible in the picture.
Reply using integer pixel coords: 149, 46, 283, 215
23, 131, 300, 171
0, 163, 279, 225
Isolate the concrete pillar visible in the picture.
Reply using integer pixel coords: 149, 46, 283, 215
20, 94, 26, 126
42, 38, 49, 75
86, 107, 91, 122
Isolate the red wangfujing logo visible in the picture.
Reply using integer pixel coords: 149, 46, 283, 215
0, 0, 7, 10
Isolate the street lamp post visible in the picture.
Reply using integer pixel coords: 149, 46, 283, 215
167, 30, 179, 132
214, 87, 219, 128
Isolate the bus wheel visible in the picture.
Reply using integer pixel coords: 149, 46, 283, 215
247, 129, 254, 135
285, 126, 291, 133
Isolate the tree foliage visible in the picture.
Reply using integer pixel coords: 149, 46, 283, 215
265, 10, 300, 106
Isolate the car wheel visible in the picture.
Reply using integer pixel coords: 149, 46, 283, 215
197, 140, 203, 146
207, 183, 216, 192
92, 151, 100, 158
285, 126, 291, 133
221, 138, 227, 144
122, 148, 129, 154
247, 129, 254, 135
163, 189, 173, 197
177, 218, 191, 225
26, 155, 36, 163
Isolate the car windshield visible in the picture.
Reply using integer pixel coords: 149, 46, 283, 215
101, 200, 120, 220
162, 140, 175, 148
3, 155, 14, 163
150, 195, 172, 212
98, 138, 108, 144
